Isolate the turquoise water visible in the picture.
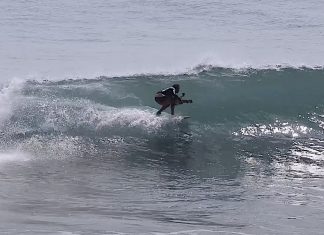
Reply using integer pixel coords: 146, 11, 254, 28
1, 1, 324, 234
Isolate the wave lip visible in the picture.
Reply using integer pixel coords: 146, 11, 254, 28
0, 80, 23, 125
5, 61, 324, 84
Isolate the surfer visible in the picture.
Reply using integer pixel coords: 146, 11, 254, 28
155, 84, 192, 115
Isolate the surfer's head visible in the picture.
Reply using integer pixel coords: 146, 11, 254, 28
172, 84, 180, 93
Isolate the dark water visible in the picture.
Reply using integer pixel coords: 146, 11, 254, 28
0, 67, 324, 234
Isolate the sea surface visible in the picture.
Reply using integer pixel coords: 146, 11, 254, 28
1, 1, 324, 234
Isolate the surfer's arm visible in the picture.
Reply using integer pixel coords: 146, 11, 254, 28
180, 99, 192, 104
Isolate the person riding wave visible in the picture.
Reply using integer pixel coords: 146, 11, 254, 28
155, 84, 192, 115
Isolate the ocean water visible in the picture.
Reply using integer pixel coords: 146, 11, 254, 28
1, 1, 324, 234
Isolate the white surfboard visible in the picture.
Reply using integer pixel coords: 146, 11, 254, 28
182, 116, 191, 119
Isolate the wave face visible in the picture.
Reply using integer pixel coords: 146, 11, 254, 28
1, 67, 324, 177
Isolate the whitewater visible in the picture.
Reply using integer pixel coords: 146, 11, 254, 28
1, 0, 324, 234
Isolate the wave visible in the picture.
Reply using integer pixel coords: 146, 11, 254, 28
2, 65, 324, 127
1, 66, 324, 176
2, 61, 324, 84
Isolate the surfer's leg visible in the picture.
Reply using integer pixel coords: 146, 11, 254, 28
156, 104, 170, 115
170, 96, 179, 115
170, 103, 175, 115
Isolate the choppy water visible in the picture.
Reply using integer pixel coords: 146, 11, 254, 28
1, 0, 324, 234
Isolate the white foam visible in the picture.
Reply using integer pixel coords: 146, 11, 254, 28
187, 56, 324, 74
0, 151, 31, 164
0, 78, 24, 125
19, 135, 95, 160
2, 58, 323, 84
97, 107, 172, 131
35, 95, 180, 134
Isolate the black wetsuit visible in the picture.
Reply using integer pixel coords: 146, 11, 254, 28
155, 87, 178, 104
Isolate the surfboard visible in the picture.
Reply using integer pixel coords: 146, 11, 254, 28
156, 113, 191, 120
175, 115, 190, 120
